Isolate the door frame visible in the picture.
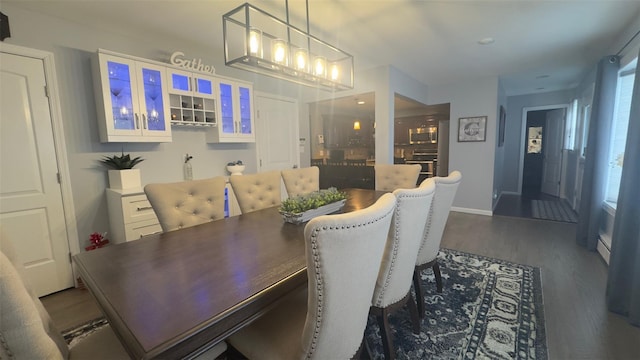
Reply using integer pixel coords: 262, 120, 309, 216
1, 43, 80, 276
518, 104, 569, 195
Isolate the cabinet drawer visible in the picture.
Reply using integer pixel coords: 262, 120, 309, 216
122, 194, 157, 223
124, 219, 162, 242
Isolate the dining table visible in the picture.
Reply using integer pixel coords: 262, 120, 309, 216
73, 188, 386, 359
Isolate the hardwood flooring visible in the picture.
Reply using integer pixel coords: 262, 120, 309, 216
41, 211, 640, 359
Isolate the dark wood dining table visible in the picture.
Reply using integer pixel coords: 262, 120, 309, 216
73, 188, 386, 359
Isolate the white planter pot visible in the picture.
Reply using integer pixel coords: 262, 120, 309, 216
279, 199, 346, 225
108, 169, 141, 189
226, 164, 246, 176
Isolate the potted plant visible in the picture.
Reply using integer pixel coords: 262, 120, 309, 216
226, 160, 245, 176
279, 187, 348, 224
100, 151, 145, 189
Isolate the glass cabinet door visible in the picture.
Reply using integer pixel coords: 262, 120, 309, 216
238, 85, 252, 135
195, 77, 215, 98
219, 82, 235, 135
140, 67, 167, 132
107, 60, 135, 130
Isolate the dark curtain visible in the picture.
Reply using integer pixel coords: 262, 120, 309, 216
606, 48, 640, 326
576, 56, 619, 250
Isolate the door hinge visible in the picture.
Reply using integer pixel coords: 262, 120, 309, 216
68, 252, 72, 263
259, 159, 262, 167
44, 85, 50, 98
257, 110, 260, 118
56, 173, 62, 184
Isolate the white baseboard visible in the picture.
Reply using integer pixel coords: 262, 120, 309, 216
451, 207, 493, 216
597, 235, 611, 265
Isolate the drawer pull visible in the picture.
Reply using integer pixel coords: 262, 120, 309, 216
137, 206, 154, 211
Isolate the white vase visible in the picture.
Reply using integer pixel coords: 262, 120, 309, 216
108, 169, 141, 189
226, 164, 245, 176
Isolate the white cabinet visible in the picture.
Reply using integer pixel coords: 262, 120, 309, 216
106, 188, 162, 244
93, 52, 172, 142
207, 80, 255, 143
167, 68, 218, 127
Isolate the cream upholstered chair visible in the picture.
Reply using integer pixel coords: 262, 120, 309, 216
281, 166, 320, 198
371, 180, 436, 360
229, 170, 282, 214
227, 193, 397, 359
413, 171, 462, 317
0, 229, 129, 360
144, 176, 226, 232
374, 164, 421, 191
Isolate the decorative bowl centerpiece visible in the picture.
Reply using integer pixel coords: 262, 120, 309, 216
279, 187, 348, 224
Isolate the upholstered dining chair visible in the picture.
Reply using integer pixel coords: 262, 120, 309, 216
229, 170, 282, 214
413, 171, 462, 317
227, 193, 397, 359
281, 166, 320, 198
0, 228, 129, 360
144, 176, 226, 232
374, 164, 421, 191
371, 180, 436, 360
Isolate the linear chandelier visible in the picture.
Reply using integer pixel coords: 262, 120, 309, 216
222, 1, 354, 91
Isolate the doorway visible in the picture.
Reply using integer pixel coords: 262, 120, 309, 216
519, 105, 568, 198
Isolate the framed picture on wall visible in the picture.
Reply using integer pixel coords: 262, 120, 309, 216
498, 106, 506, 147
458, 116, 487, 142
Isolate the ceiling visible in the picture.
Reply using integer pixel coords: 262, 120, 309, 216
8, 0, 640, 99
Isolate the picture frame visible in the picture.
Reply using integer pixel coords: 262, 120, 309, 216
498, 106, 506, 147
458, 116, 487, 142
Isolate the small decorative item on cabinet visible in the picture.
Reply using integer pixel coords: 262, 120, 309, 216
99, 151, 144, 189
85, 232, 110, 251
279, 188, 347, 224
226, 160, 245, 176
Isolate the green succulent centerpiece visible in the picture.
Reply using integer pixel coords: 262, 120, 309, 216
279, 187, 348, 224
99, 151, 145, 170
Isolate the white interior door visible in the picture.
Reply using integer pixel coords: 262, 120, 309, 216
541, 108, 565, 196
255, 93, 299, 172
0, 52, 73, 296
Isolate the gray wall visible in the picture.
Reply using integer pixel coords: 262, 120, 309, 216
1, 4, 306, 250
427, 77, 499, 214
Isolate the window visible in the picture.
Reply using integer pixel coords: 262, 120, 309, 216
605, 67, 636, 205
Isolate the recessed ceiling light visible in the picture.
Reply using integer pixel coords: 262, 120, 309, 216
478, 37, 495, 45
536, 87, 545, 90
357, 100, 365, 105
536, 75, 550, 79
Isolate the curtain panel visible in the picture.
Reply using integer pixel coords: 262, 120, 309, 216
606, 48, 640, 326
576, 56, 619, 250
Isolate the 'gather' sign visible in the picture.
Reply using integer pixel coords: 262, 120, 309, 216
170, 51, 216, 75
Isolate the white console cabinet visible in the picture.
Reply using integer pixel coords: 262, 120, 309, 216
106, 188, 161, 244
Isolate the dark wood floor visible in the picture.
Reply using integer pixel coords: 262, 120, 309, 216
41, 211, 640, 359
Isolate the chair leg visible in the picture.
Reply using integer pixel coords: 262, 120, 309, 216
413, 269, 425, 318
433, 261, 443, 293
407, 291, 421, 334
376, 309, 396, 360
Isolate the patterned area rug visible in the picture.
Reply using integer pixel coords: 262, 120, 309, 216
62, 317, 109, 348
531, 200, 578, 223
365, 248, 547, 359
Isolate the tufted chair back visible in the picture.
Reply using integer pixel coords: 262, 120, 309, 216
300, 193, 396, 359
374, 164, 421, 191
229, 170, 282, 214
373, 180, 436, 308
281, 166, 320, 198
144, 177, 226, 233
416, 171, 462, 266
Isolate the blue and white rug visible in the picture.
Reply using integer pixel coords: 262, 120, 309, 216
365, 248, 547, 359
